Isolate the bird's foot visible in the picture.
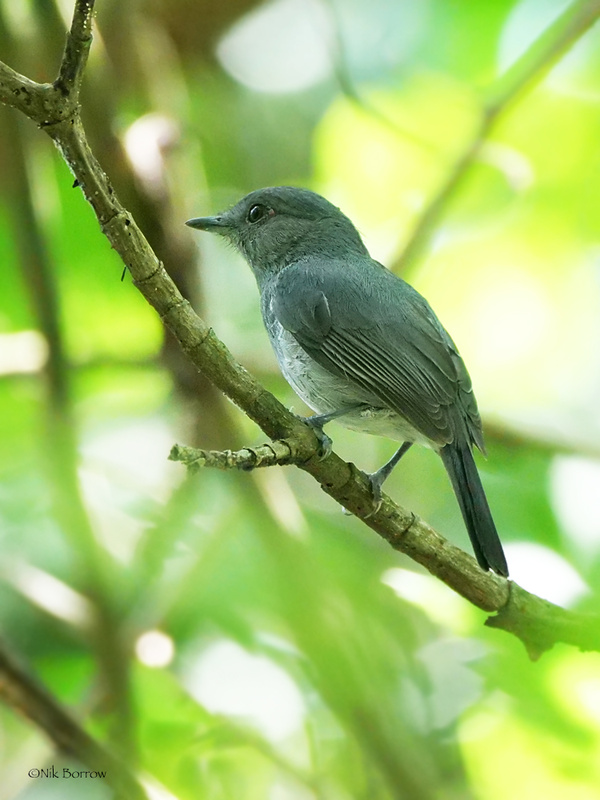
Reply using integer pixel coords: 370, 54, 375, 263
363, 443, 414, 517
301, 415, 333, 460
300, 404, 369, 460
364, 471, 384, 517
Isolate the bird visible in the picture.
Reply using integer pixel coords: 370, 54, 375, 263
186, 186, 508, 577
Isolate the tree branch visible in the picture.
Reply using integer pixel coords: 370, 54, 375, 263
393, 0, 600, 272
169, 440, 298, 471
0, 639, 148, 800
55, 0, 95, 98
0, 0, 95, 123
0, 61, 53, 118
1, 1, 598, 679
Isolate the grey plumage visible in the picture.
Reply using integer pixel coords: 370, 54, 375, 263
186, 186, 508, 577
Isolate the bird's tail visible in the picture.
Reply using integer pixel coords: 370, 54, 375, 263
440, 442, 508, 577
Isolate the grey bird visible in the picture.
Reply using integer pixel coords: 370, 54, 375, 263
186, 187, 508, 577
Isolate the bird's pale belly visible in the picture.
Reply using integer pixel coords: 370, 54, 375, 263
266, 320, 432, 447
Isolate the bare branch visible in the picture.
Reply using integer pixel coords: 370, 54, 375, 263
55, 0, 96, 98
0, 0, 95, 123
170, 440, 297, 471
0, 640, 148, 800
486, 586, 600, 660
0, 61, 52, 117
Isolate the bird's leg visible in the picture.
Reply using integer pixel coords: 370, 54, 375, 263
301, 404, 365, 459
367, 442, 413, 509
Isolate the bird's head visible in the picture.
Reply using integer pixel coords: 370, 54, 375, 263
186, 186, 368, 280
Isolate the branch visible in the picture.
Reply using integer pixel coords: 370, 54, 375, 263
0, 639, 148, 800
169, 440, 301, 471
169, 446, 600, 660
1, 1, 598, 667
0, 61, 54, 118
486, 586, 600, 659
55, 0, 95, 98
393, 0, 600, 271
0, 0, 94, 123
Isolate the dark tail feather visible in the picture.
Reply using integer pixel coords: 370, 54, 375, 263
440, 443, 508, 577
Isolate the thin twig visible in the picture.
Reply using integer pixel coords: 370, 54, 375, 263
169, 440, 298, 471
55, 0, 95, 98
0, 61, 52, 117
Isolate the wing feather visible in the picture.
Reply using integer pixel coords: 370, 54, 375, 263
271, 257, 483, 448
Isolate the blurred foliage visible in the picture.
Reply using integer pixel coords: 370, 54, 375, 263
1, 0, 600, 798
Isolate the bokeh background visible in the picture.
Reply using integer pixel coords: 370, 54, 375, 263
1, 0, 600, 798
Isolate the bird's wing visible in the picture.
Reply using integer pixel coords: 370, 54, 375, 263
271, 257, 484, 448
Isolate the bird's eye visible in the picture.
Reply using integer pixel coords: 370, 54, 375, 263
247, 204, 267, 223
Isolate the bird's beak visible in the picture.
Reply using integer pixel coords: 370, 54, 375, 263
185, 215, 228, 231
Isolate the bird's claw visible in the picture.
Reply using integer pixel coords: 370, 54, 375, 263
303, 417, 333, 460
300, 417, 333, 461
365, 472, 384, 517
